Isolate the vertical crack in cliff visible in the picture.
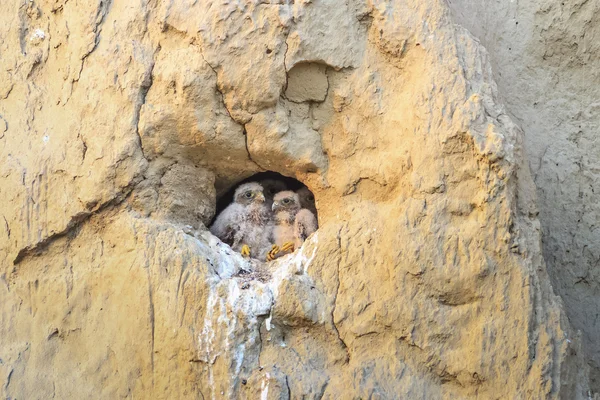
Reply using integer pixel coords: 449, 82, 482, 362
3, 368, 13, 393
242, 126, 268, 171
199, 52, 234, 121
3, 215, 11, 239
146, 267, 156, 383
133, 46, 158, 162
285, 374, 292, 399
199, 50, 265, 171
75, 0, 113, 82
283, 37, 290, 89
332, 225, 350, 363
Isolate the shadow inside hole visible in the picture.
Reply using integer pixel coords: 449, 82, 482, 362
212, 171, 312, 226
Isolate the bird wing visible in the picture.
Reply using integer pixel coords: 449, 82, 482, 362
294, 209, 318, 243
210, 203, 244, 245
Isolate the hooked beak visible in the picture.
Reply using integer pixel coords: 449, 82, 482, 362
272, 202, 279, 211
257, 192, 265, 202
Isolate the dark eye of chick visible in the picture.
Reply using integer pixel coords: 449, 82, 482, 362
283, 198, 290, 204
308, 195, 314, 201
244, 192, 253, 198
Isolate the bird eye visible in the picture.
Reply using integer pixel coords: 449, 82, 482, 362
283, 199, 290, 204
308, 195, 314, 201
244, 192, 253, 198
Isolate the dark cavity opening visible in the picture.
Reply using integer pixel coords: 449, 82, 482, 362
209, 171, 318, 262
213, 171, 312, 221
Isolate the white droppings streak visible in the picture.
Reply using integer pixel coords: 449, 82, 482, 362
262, 234, 319, 333
200, 268, 272, 399
260, 373, 270, 400
30, 28, 45, 41
197, 229, 318, 397
199, 282, 219, 400
265, 313, 272, 331
267, 233, 319, 300
193, 231, 251, 278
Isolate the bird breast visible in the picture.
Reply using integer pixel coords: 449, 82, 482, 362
246, 204, 270, 224
275, 210, 295, 225
273, 224, 295, 247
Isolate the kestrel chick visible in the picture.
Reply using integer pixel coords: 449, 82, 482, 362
268, 190, 310, 260
210, 182, 272, 260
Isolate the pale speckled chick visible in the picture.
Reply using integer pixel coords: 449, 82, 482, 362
271, 191, 301, 249
271, 190, 317, 254
210, 182, 273, 261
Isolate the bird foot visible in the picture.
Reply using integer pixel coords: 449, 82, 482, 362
281, 242, 295, 253
267, 244, 279, 262
241, 244, 251, 258
266, 242, 295, 262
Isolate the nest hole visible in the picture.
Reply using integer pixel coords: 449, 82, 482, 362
209, 171, 318, 262
214, 172, 312, 219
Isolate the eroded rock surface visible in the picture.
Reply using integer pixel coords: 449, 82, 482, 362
446, 0, 600, 390
0, 0, 591, 398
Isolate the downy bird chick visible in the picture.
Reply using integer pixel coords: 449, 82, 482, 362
268, 190, 316, 260
210, 182, 272, 261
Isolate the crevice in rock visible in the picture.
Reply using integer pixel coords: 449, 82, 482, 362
242, 126, 268, 172
1, 83, 13, 100
283, 38, 290, 84
75, 0, 113, 82
3, 215, 10, 239
133, 45, 158, 162
331, 226, 350, 363
146, 266, 156, 382
12, 181, 137, 265
257, 317, 266, 370
285, 374, 292, 399
79, 135, 88, 163
199, 52, 233, 120
4, 368, 13, 392
199, 51, 265, 171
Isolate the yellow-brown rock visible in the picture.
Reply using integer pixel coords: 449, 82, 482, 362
0, 0, 593, 399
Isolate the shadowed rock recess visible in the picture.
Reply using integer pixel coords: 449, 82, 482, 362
0, 1, 592, 399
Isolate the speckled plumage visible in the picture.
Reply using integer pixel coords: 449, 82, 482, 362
272, 190, 317, 250
272, 191, 301, 248
210, 182, 273, 260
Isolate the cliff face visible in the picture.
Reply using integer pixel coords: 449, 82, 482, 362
447, 0, 600, 391
0, 0, 591, 398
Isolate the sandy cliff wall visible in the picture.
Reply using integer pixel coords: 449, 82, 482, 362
0, 0, 591, 398
447, 0, 600, 391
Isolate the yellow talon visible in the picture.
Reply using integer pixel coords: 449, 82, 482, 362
241, 244, 251, 258
267, 244, 279, 262
281, 242, 295, 253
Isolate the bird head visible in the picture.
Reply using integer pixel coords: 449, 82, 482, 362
234, 182, 266, 206
272, 191, 301, 213
296, 186, 315, 209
